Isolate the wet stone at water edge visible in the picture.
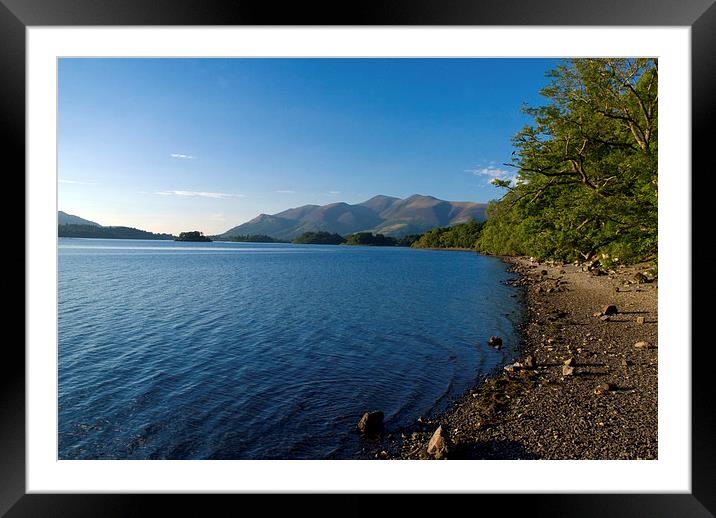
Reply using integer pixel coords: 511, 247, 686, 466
357, 411, 384, 436
487, 336, 503, 349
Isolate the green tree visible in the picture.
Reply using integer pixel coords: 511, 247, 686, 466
412, 220, 484, 249
344, 232, 397, 246
292, 231, 346, 244
478, 58, 657, 263
175, 231, 212, 242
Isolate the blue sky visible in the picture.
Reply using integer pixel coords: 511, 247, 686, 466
58, 58, 559, 234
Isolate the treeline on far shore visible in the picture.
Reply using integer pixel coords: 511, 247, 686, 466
222, 234, 288, 243
287, 222, 484, 249
57, 223, 483, 249
58, 224, 174, 240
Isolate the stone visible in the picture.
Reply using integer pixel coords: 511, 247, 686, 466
599, 315, 611, 322
563, 357, 576, 367
636, 316, 645, 324
523, 355, 535, 369
376, 450, 390, 460
488, 336, 503, 348
594, 383, 611, 396
601, 304, 618, 316
357, 411, 384, 436
633, 272, 651, 284
541, 270, 548, 276
634, 341, 653, 349
427, 425, 449, 459
562, 364, 575, 376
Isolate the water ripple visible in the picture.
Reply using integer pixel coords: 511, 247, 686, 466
59, 238, 523, 459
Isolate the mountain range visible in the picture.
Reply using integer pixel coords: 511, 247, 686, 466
221, 195, 488, 240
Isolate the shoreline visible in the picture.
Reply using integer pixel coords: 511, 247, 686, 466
375, 256, 658, 460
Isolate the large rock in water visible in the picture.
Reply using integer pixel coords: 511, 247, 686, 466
357, 411, 384, 436
427, 425, 449, 459
487, 336, 503, 348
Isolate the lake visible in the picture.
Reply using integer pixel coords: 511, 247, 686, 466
58, 238, 523, 459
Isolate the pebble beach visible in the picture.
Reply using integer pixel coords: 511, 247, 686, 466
374, 256, 658, 460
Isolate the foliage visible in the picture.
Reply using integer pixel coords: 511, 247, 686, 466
476, 58, 658, 264
343, 232, 397, 246
58, 224, 174, 240
292, 231, 346, 245
411, 220, 485, 249
394, 234, 423, 247
175, 231, 212, 242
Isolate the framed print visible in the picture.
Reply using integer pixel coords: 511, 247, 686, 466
6, 0, 712, 515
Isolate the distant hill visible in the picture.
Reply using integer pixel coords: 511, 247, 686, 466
58, 224, 174, 240
58, 211, 174, 240
58, 211, 100, 227
221, 195, 488, 240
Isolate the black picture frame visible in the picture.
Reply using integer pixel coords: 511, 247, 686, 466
6, 0, 711, 515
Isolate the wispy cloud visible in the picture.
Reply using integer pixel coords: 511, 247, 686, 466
170, 153, 196, 160
465, 166, 519, 187
327, 191, 341, 195
465, 166, 512, 179
155, 190, 245, 199
276, 190, 295, 194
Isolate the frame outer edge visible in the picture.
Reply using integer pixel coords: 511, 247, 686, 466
0, 0, 27, 515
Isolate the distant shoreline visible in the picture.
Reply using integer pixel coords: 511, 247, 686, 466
59, 235, 483, 253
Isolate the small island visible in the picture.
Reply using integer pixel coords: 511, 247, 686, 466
175, 231, 212, 242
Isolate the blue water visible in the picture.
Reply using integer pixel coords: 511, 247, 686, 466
58, 238, 523, 459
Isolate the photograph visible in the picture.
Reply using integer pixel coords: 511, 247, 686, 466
57, 56, 658, 461
8, 4, 706, 510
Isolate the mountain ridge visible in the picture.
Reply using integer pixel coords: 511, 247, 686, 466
58, 210, 101, 227
221, 194, 488, 240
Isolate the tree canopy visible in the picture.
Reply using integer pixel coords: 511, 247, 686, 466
477, 58, 658, 264
343, 232, 397, 246
175, 231, 212, 242
58, 224, 174, 240
292, 231, 346, 245
412, 220, 485, 249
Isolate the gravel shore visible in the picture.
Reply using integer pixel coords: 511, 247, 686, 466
379, 256, 658, 460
